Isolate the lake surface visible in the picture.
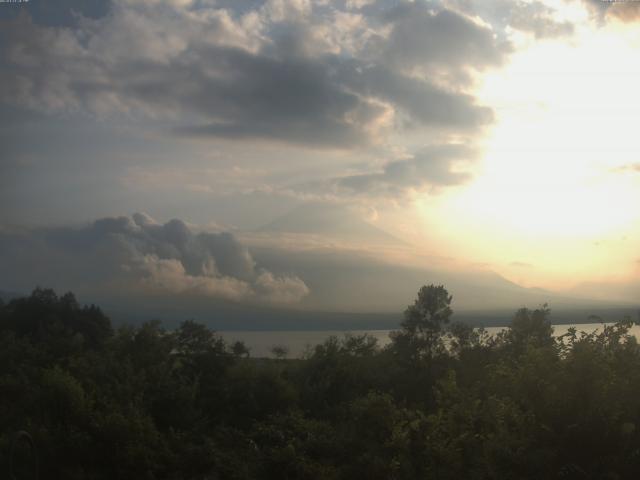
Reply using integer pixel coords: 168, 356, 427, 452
220, 323, 640, 358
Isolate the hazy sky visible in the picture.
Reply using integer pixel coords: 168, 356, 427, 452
1, 0, 639, 312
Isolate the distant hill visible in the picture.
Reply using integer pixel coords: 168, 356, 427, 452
246, 243, 634, 317
248, 203, 638, 318
565, 279, 640, 305
0, 289, 24, 303
257, 203, 406, 246
93, 293, 638, 331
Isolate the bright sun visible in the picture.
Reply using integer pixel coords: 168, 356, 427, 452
421, 16, 640, 288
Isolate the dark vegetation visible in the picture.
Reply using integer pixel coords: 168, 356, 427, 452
2, 286, 640, 479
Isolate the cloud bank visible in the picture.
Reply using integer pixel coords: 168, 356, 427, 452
0, 213, 309, 304
0, 0, 507, 149
296, 144, 477, 199
0, 0, 578, 210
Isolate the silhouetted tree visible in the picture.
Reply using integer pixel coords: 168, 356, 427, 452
502, 304, 555, 355
231, 340, 250, 358
391, 284, 453, 365
270, 345, 289, 359
3, 286, 640, 479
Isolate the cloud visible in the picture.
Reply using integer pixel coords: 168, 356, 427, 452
606, 3, 640, 23
374, 3, 511, 77
0, 0, 504, 148
337, 63, 494, 128
291, 144, 477, 199
448, 0, 574, 40
0, 213, 309, 304
581, 0, 640, 24
0, 0, 111, 27
510, 261, 534, 269
612, 163, 640, 174
506, 1, 574, 38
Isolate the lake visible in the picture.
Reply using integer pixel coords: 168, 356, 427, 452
220, 323, 640, 358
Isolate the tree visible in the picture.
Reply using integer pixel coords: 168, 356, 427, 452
391, 285, 453, 365
0, 288, 112, 351
231, 340, 250, 358
504, 304, 554, 354
175, 319, 226, 357
271, 345, 289, 360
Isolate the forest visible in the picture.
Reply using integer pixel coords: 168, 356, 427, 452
2, 285, 640, 479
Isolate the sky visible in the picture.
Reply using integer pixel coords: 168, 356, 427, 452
1, 0, 639, 317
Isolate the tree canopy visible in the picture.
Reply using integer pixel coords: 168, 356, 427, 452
1, 286, 639, 479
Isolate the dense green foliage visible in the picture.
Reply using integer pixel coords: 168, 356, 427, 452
2, 286, 640, 479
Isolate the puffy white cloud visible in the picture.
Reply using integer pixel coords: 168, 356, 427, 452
254, 271, 312, 304
0, 213, 309, 304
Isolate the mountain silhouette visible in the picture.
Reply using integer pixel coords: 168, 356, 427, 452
257, 203, 406, 245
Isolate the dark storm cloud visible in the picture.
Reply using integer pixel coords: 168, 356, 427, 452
0, 214, 309, 304
0, 0, 506, 148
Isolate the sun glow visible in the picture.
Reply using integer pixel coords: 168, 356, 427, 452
421, 19, 640, 287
